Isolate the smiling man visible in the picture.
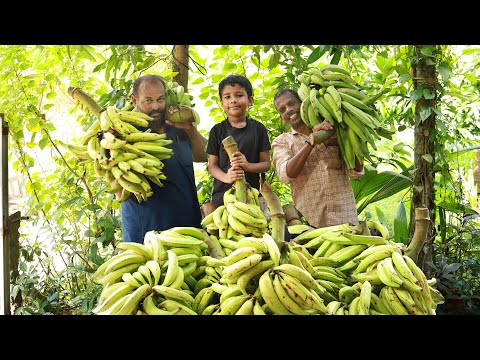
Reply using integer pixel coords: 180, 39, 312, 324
272, 88, 363, 229
120, 74, 208, 243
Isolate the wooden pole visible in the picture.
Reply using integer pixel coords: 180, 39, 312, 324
1, 113, 10, 314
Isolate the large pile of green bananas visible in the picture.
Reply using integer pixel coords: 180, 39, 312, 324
59, 106, 172, 202
286, 222, 444, 314
90, 198, 443, 315
297, 64, 394, 169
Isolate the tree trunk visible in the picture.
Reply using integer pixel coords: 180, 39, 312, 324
410, 45, 438, 277
172, 45, 189, 90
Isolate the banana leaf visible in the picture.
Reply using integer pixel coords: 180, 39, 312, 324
394, 201, 409, 245
352, 165, 413, 215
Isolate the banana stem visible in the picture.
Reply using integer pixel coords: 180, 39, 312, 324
222, 135, 247, 203
404, 207, 430, 263
309, 129, 335, 146
260, 180, 286, 249
67, 86, 103, 120
282, 204, 303, 225
201, 231, 225, 259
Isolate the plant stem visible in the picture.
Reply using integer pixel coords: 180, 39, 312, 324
405, 207, 430, 263
222, 135, 247, 203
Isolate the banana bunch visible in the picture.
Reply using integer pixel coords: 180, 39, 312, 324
296, 64, 395, 169
91, 226, 209, 315
59, 106, 173, 202
191, 283, 265, 315
164, 80, 194, 107
90, 241, 157, 315
201, 185, 267, 240
164, 80, 200, 126
310, 236, 442, 315
90, 215, 442, 315
258, 266, 328, 314
289, 221, 389, 260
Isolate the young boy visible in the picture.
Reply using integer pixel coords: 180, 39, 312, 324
206, 74, 271, 212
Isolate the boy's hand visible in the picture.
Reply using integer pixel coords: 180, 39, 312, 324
225, 165, 244, 184
230, 151, 250, 171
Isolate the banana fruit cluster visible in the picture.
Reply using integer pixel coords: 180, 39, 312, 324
91, 226, 209, 315
285, 220, 444, 314
164, 80, 200, 126
59, 106, 173, 202
90, 215, 443, 315
296, 64, 395, 169
201, 185, 268, 240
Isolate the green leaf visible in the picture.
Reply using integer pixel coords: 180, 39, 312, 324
79, 46, 97, 62
307, 45, 328, 64
394, 201, 409, 245
353, 166, 413, 214
437, 201, 478, 215
423, 88, 435, 100
269, 52, 280, 69
192, 77, 204, 85
437, 64, 451, 82
399, 73, 412, 83
375, 206, 387, 226
422, 154, 433, 163
30, 181, 42, 191
420, 46, 434, 57
410, 89, 421, 102
38, 137, 48, 149
464, 73, 477, 84
419, 107, 431, 122
85, 204, 102, 212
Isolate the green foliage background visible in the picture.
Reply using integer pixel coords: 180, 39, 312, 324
3, 45, 480, 314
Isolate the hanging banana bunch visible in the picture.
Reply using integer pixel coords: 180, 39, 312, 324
59, 106, 173, 203
297, 64, 395, 169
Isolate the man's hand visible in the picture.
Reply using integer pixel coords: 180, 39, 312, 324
165, 105, 195, 132
312, 119, 337, 146
313, 119, 334, 132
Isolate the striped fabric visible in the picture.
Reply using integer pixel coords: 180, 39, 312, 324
272, 128, 362, 228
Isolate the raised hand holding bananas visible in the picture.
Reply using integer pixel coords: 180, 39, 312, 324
296, 64, 395, 169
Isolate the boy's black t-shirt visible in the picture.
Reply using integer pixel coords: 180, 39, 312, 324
206, 117, 271, 207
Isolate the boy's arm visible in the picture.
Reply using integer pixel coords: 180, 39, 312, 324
207, 154, 244, 184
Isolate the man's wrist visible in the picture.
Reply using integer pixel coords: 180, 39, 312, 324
305, 139, 314, 148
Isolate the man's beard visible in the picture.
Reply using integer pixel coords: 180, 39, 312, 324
148, 109, 166, 126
